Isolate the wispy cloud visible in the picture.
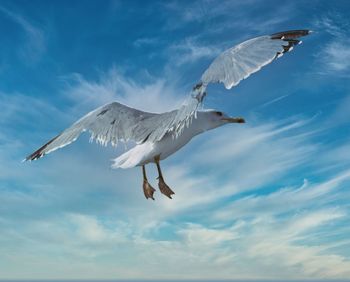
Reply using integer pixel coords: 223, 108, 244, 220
63, 67, 183, 113
163, 0, 264, 27
242, 209, 350, 279
163, 0, 296, 36
1, 195, 349, 279
133, 37, 161, 48
320, 39, 350, 74
0, 5, 46, 63
258, 93, 291, 108
313, 13, 350, 77
214, 169, 350, 221
169, 37, 221, 66
313, 12, 350, 37
310, 13, 350, 129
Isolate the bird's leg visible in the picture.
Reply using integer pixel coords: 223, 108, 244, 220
142, 165, 155, 200
155, 156, 175, 199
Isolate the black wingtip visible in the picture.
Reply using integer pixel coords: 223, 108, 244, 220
24, 134, 60, 162
24, 146, 46, 161
271, 29, 312, 40
24, 151, 44, 162
270, 29, 312, 55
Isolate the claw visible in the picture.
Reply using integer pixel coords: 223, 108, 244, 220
158, 177, 175, 199
143, 180, 156, 200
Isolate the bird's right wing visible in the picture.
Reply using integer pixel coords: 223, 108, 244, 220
159, 30, 312, 139
199, 30, 311, 90
25, 101, 177, 161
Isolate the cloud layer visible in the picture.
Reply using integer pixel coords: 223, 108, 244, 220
1, 0, 350, 280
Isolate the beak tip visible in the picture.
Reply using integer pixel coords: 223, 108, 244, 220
222, 117, 246, 123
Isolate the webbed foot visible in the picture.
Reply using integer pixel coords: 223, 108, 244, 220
143, 180, 156, 200
158, 177, 175, 199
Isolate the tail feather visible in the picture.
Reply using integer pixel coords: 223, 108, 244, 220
111, 142, 154, 169
112, 151, 134, 169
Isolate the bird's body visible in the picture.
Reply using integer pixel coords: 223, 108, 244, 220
112, 110, 229, 168
25, 29, 312, 200
112, 127, 196, 169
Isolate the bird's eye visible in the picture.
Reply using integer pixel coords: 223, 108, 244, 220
215, 111, 223, 116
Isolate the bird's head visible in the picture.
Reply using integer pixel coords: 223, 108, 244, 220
197, 109, 245, 131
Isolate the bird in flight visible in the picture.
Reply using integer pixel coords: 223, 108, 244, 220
25, 30, 312, 200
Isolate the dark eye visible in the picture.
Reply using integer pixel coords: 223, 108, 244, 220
215, 111, 223, 116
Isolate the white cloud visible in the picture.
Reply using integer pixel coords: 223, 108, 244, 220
1, 203, 349, 279
319, 39, 350, 75
0, 91, 69, 129
0, 6, 46, 63
244, 214, 350, 279
214, 169, 350, 221
163, 0, 296, 36
63, 67, 184, 113
313, 13, 350, 77
69, 213, 116, 243
133, 37, 160, 48
169, 37, 221, 66
177, 223, 237, 246
258, 93, 291, 108
313, 13, 350, 38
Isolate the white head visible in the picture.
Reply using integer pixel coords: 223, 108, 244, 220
195, 109, 245, 132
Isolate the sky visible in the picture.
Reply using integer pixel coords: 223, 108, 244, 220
1, 0, 350, 280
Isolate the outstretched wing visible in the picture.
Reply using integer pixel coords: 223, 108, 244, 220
25, 102, 177, 161
200, 30, 311, 90
164, 29, 312, 138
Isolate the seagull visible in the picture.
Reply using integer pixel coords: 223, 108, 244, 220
25, 30, 312, 200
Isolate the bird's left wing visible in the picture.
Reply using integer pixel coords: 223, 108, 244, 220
156, 29, 312, 139
25, 101, 177, 161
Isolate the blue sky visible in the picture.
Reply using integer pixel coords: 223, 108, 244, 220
1, 0, 350, 280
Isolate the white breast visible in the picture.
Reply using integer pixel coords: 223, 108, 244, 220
112, 120, 205, 168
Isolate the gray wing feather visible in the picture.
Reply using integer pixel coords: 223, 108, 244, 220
25, 102, 177, 161
164, 30, 311, 138
201, 36, 284, 89
201, 30, 311, 91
